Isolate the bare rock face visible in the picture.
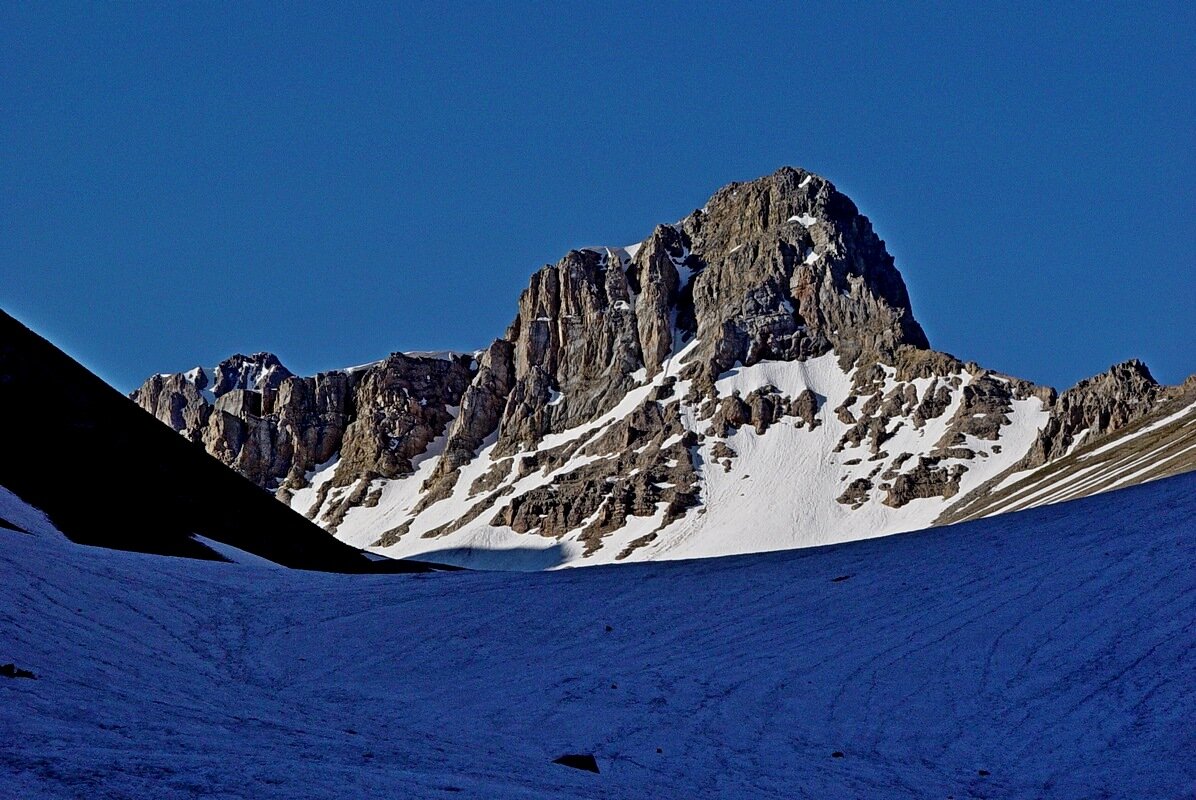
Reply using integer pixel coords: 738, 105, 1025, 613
131, 353, 293, 444
1020, 360, 1160, 468
678, 167, 928, 382
132, 166, 1192, 565
418, 340, 515, 506
427, 166, 929, 474
631, 225, 688, 377
884, 456, 967, 507
211, 353, 293, 398
132, 372, 212, 442
497, 247, 646, 455
334, 353, 474, 485
933, 372, 1043, 447
837, 478, 873, 508
133, 351, 476, 517
273, 370, 356, 487
490, 402, 701, 556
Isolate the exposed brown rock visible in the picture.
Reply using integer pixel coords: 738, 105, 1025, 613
131, 372, 212, 443
679, 168, 928, 382
128, 167, 1192, 562
1019, 360, 1160, 469
837, 478, 873, 508
789, 388, 822, 429
630, 226, 689, 377
489, 401, 701, 556
134, 351, 474, 517
884, 456, 967, 507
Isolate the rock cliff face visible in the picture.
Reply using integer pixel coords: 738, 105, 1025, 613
134, 167, 1194, 568
679, 168, 928, 379
134, 351, 476, 529
1016, 360, 1159, 469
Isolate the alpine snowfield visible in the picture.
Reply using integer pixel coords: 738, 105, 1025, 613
319, 352, 1051, 568
2, 473, 1193, 798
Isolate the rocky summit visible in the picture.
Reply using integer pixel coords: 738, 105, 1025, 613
133, 167, 1196, 568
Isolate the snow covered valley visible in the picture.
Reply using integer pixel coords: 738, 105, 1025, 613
1, 473, 1193, 798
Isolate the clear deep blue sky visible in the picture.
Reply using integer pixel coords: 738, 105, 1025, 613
3, 3, 1193, 393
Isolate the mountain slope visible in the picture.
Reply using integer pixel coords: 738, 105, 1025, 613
1, 469, 1192, 798
133, 167, 1194, 568
0, 310, 419, 571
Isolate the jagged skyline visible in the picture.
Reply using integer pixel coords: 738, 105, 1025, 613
128, 169, 1196, 569
2, 5, 1193, 392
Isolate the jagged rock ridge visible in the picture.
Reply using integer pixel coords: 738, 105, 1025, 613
133, 167, 1195, 568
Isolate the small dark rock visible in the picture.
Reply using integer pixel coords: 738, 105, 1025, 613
604, 624, 613, 633
832, 751, 844, 758
0, 663, 35, 679
553, 753, 600, 773
831, 574, 853, 583
978, 769, 990, 777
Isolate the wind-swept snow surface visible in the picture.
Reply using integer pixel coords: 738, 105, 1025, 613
2, 474, 1194, 798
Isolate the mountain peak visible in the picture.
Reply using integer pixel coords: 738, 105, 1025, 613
126, 168, 1193, 568
674, 166, 929, 378
1097, 358, 1157, 387
212, 352, 293, 395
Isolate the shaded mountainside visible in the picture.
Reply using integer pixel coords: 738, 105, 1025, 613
133, 167, 1195, 568
2, 466, 1193, 798
0, 310, 432, 571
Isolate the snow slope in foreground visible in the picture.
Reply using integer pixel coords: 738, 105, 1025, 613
1, 475, 1193, 799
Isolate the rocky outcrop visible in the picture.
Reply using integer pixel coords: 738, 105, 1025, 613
211, 353, 293, 397
133, 351, 476, 521
494, 247, 646, 456
133, 372, 213, 442
417, 340, 515, 506
131, 353, 293, 443
679, 168, 928, 382
1020, 360, 1159, 469
332, 353, 474, 485
631, 226, 688, 377
883, 456, 967, 507
490, 403, 701, 556
938, 368, 1196, 527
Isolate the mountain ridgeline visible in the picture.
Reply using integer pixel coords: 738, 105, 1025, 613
0, 310, 436, 571
133, 168, 1196, 568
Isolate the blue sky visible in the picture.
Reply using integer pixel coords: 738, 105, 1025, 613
3, 2, 1193, 392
